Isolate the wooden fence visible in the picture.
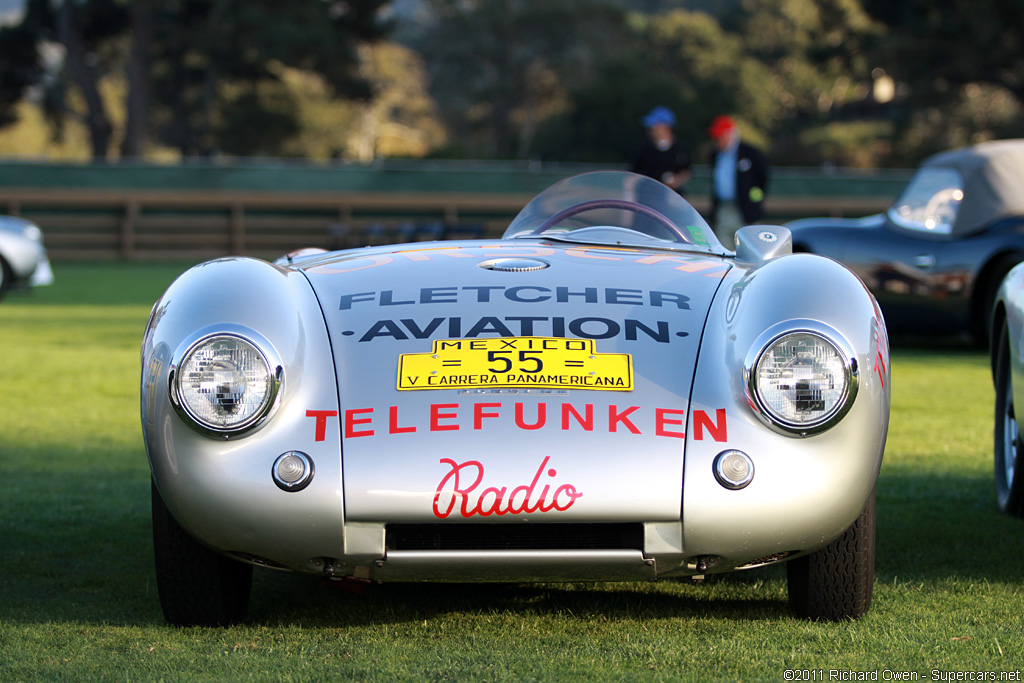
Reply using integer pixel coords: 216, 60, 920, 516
0, 187, 895, 262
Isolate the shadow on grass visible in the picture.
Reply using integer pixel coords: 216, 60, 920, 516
875, 472, 1024, 582
246, 567, 793, 627
4, 463, 1024, 628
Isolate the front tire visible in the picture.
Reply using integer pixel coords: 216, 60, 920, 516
787, 492, 875, 621
151, 480, 253, 626
993, 322, 1024, 516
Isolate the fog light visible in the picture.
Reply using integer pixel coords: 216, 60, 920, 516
713, 450, 754, 490
273, 451, 314, 491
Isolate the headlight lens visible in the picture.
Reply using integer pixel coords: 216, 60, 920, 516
24, 224, 42, 241
750, 330, 855, 434
174, 334, 280, 434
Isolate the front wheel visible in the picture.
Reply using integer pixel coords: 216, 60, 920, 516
151, 480, 253, 626
787, 492, 875, 621
993, 322, 1024, 516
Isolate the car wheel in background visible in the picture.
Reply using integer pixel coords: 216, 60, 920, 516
151, 480, 253, 626
993, 322, 1024, 516
977, 255, 1024, 346
0, 257, 10, 301
786, 492, 875, 621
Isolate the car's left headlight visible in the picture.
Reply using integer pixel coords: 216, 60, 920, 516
746, 326, 858, 436
172, 332, 282, 436
23, 224, 42, 242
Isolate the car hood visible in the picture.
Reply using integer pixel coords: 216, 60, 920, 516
298, 240, 732, 523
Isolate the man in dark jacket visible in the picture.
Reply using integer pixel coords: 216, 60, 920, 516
630, 106, 692, 194
708, 115, 769, 248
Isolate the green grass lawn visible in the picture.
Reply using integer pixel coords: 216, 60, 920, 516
2, 262, 1023, 682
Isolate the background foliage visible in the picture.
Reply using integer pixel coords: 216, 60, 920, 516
1, 0, 1024, 167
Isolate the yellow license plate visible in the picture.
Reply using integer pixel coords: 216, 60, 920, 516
397, 337, 633, 391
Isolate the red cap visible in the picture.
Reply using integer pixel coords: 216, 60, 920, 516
708, 115, 736, 140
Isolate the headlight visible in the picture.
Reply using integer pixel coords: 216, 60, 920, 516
746, 328, 857, 435
172, 333, 282, 435
24, 224, 42, 242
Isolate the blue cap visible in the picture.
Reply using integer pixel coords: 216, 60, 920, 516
642, 106, 675, 128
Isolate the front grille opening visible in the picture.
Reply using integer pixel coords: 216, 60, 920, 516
387, 523, 644, 552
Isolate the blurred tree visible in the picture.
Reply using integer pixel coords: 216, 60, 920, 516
257, 42, 445, 161
121, 0, 153, 159
646, 9, 775, 140
149, 0, 390, 157
531, 1, 883, 166
346, 42, 447, 160
531, 9, 770, 164
862, 0, 1024, 163
414, 0, 633, 159
862, 0, 1024, 103
736, 0, 880, 120
0, 17, 46, 129
0, 0, 391, 160
530, 57, 685, 164
735, 0, 886, 165
0, 0, 129, 160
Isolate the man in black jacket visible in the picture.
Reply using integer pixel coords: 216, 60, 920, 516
708, 115, 769, 248
630, 106, 692, 194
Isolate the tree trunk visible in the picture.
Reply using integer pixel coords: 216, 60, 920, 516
121, 0, 153, 160
57, 0, 113, 161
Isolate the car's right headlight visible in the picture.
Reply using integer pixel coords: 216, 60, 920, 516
745, 325, 858, 436
171, 331, 282, 436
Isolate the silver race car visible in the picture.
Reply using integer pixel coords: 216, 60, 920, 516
0, 215, 53, 299
141, 171, 890, 625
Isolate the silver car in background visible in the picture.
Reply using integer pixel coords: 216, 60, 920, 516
0, 215, 53, 299
990, 263, 1024, 515
141, 171, 890, 626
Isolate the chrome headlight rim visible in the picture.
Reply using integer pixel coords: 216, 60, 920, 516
744, 321, 859, 437
169, 325, 284, 438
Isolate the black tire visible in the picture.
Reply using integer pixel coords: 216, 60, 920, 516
976, 255, 1024, 346
993, 321, 1024, 516
0, 256, 11, 301
787, 492, 875, 621
151, 480, 253, 626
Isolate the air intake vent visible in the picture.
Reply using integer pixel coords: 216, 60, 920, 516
478, 258, 549, 272
386, 523, 644, 551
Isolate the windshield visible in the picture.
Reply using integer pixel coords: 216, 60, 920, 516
887, 167, 963, 235
503, 171, 726, 254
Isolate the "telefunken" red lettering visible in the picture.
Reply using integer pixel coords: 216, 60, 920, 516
432, 456, 583, 518
334, 403, 720, 441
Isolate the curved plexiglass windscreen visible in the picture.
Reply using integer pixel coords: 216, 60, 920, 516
887, 167, 963, 235
503, 171, 726, 254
